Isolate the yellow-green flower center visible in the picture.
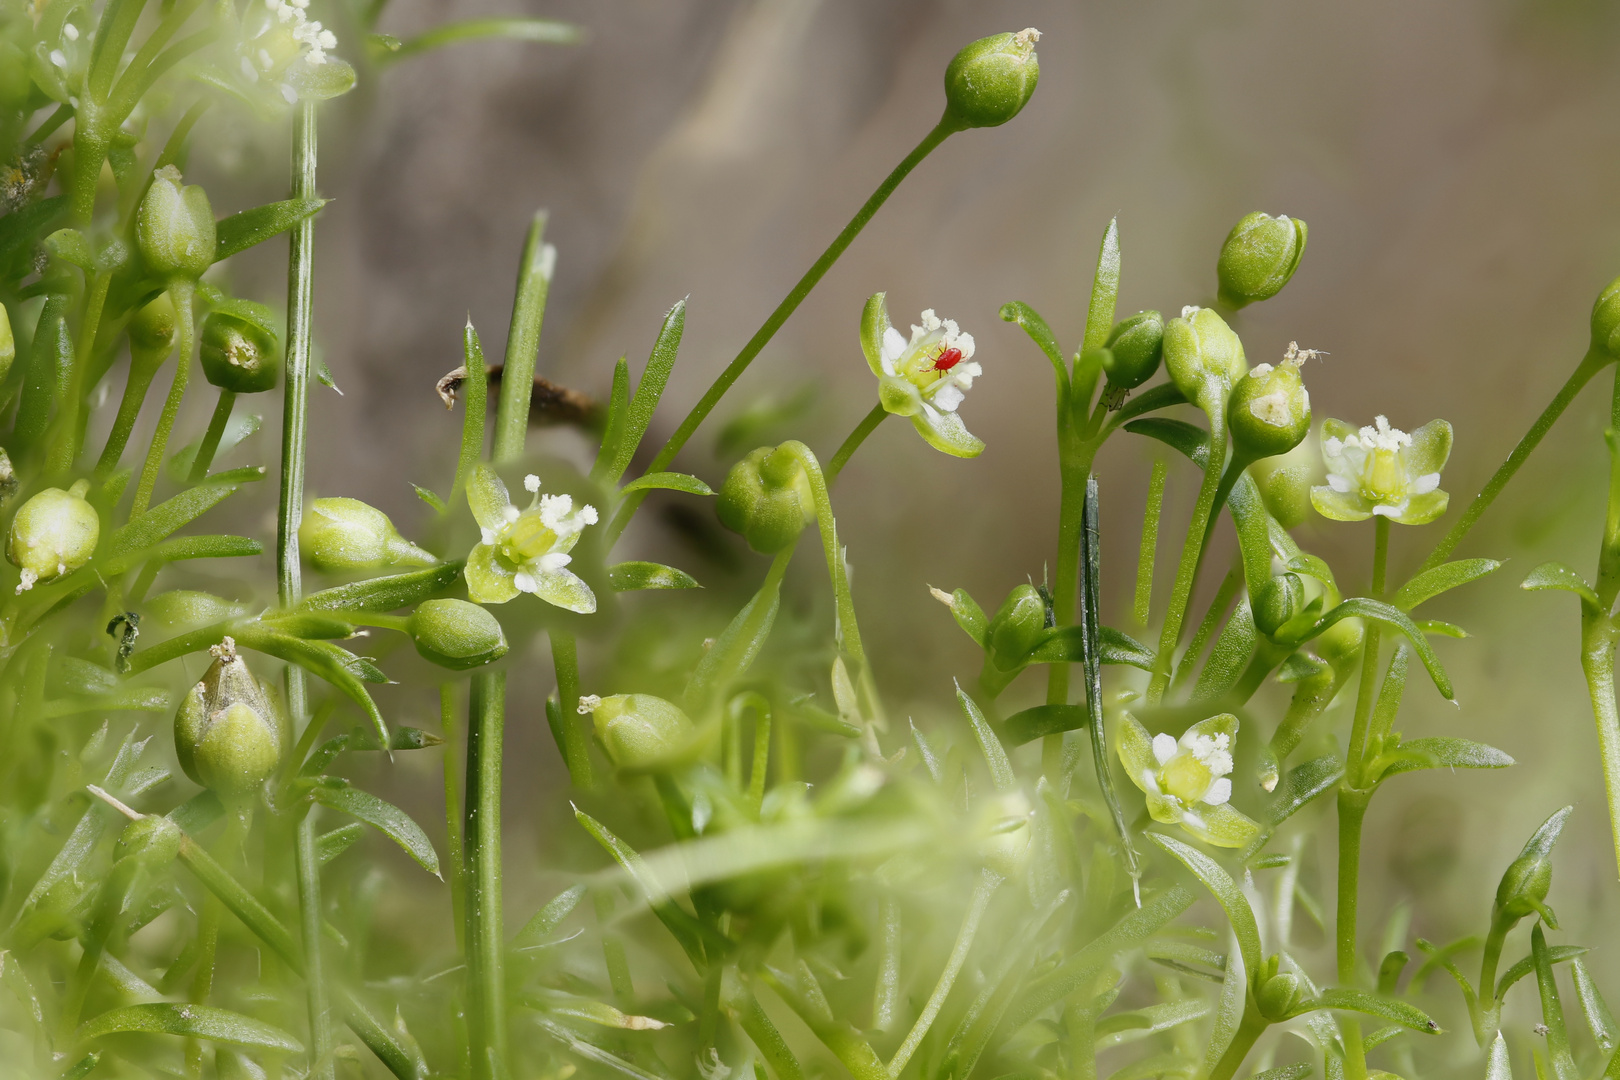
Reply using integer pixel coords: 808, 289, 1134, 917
499, 513, 558, 565
1160, 754, 1214, 804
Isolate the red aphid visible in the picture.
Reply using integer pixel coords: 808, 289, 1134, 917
933, 347, 964, 372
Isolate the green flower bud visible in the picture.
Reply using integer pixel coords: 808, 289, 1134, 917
1163, 307, 1246, 415
987, 583, 1046, 671
1257, 971, 1301, 1021
1102, 310, 1164, 390
1591, 273, 1620, 359
1216, 212, 1307, 309
174, 637, 286, 799
1494, 806, 1570, 929
8, 479, 99, 591
0, 303, 13, 387
1227, 346, 1313, 460
943, 28, 1041, 130
716, 445, 816, 555
116, 815, 182, 865
137, 166, 216, 282
128, 292, 179, 367
300, 497, 436, 572
1252, 573, 1304, 638
580, 693, 694, 771
200, 302, 279, 394
1249, 442, 1318, 530
409, 599, 508, 670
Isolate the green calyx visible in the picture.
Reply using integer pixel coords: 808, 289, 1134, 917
1163, 306, 1247, 415
409, 599, 508, 671
137, 166, 216, 282
716, 445, 815, 555
7, 479, 99, 588
581, 693, 694, 772
300, 497, 436, 573
1494, 805, 1572, 928
174, 638, 286, 800
116, 815, 183, 866
1103, 310, 1164, 390
1256, 958, 1302, 1021
987, 583, 1045, 670
1591, 273, 1620, 358
200, 301, 281, 394
1217, 211, 1307, 309
1227, 352, 1312, 459
1251, 572, 1304, 638
128, 292, 179, 367
942, 28, 1042, 131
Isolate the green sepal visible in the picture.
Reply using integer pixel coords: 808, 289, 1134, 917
910, 408, 984, 458
607, 561, 700, 591
861, 292, 891, 377
212, 198, 325, 263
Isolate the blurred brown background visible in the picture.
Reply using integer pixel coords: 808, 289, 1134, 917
195, 0, 1620, 1041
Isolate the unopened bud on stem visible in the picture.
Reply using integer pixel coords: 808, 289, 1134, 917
943, 28, 1041, 130
1217, 212, 1307, 309
8, 479, 99, 592
716, 445, 816, 555
300, 497, 436, 572
174, 637, 286, 800
137, 166, 215, 282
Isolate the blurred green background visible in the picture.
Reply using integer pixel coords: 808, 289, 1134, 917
175, 0, 1620, 1054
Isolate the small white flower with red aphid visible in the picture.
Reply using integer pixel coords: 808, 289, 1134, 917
859, 293, 985, 458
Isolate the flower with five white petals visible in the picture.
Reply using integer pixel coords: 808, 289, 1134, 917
1117, 712, 1258, 848
860, 293, 985, 458
1310, 415, 1452, 525
464, 464, 598, 612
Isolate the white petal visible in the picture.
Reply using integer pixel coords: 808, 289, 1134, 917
932, 383, 964, 413
512, 571, 538, 593
1203, 778, 1232, 806
881, 327, 907, 372
1152, 733, 1178, 766
1326, 474, 1351, 493
1412, 472, 1440, 495
536, 552, 571, 571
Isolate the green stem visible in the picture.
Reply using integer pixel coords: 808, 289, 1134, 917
48, 268, 112, 475
549, 628, 592, 786
607, 120, 957, 542
491, 212, 553, 463
186, 390, 235, 484
96, 344, 169, 479
296, 808, 335, 1080
1345, 517, 1390, 784
1420, 347, 1610, 573
1479, 911, 1512, 1009
441, 683, 466, 955
1148, 414, 1228, 703
825, 405, 886, 485
129, 281, 194, 517
1204, 1002, 1269, 1080
277, 100, 318, 611
1133, 458, 1167, 625
465, 671, 508, 1080
887, 867, 1002, 1076
1336, 788, 1370, 983
450, 323, 489, 510
1043, 438, 1099, 777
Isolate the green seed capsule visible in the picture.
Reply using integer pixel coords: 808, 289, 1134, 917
1257, 971, 1301, 1020
116, 815, 182, 866
128, 292, 178, 368
943, 28, 1042, 130
174, 637, 286, 800
1251, 573, 1305, 638
716, 445, 816, 555
1216, 212, 1307, 309
1227, 353, 1312, 460
1163, 307, 1246, 415
137, 166, 216, 282
300, 497, 436, 572
1103, 310, 1164, 390
1591, 273, 1620, 359
200, 302, 280, 394
8, 479, 99, 591
987, 583, 1046, 671
580, 693, 694, 771
409, 599, 508, 670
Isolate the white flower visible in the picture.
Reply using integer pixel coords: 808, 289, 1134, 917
860, 293, 985, 458
1311, 415, 1452, 525
1118, 713, 1257, 848
464, 465, 598, 613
